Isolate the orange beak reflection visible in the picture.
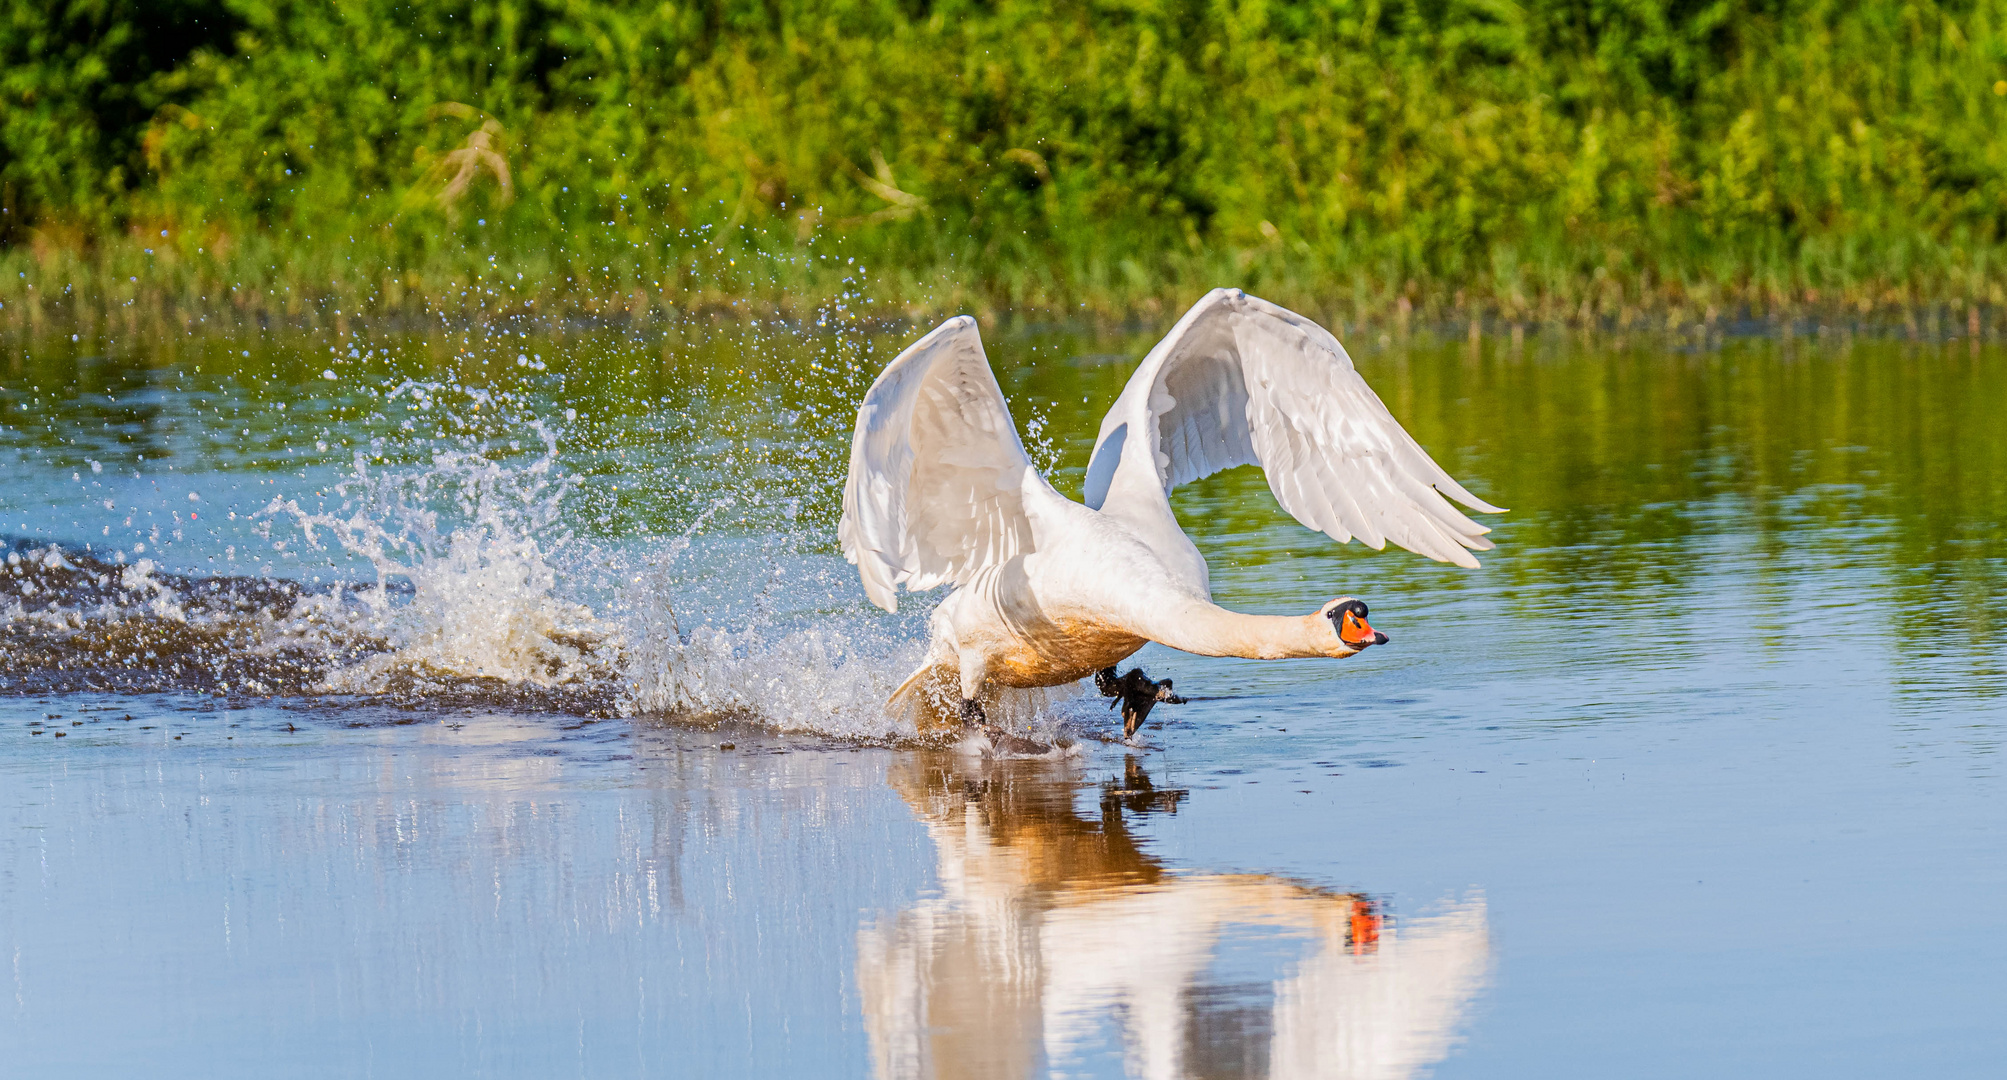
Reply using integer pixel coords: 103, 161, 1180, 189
1340, 610, 1386, 647
1349, 898, 1382, 954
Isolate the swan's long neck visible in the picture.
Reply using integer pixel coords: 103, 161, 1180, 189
1144, 599, 1340, 660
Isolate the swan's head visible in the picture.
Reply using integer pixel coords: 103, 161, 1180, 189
1320, 598, 1388, 657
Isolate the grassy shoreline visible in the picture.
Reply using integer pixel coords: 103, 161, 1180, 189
6, 234, 2005, 346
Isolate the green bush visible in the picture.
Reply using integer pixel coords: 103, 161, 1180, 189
7, 0, 2007, 322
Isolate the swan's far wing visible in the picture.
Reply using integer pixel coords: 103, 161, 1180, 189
839, 316, 1038, 611
1088, 289, 1503, 567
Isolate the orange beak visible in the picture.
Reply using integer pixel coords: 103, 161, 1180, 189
1340, 610, 1386, 647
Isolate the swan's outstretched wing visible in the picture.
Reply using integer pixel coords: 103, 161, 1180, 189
1085, 289, 1503, 567
840, 316, 1039, 612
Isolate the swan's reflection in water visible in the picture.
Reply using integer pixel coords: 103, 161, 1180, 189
860, 755, 1489, 1080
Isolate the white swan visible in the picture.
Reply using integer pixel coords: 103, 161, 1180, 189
840, 288, 1503, 738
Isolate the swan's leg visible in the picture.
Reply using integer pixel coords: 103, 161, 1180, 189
958, 652, 1051, 754
959, 696, 1049, 753
1097, 666, 1187, 741
956, 652, 990, 731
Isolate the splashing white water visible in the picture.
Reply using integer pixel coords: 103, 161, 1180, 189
241, 391, 1087, 740
9, 420, 1091, 739
608, 498, 935, 738
638, 619, 925, 735
625, 612, 1081, 742
613, 509, 1087, 739
260, 419, 618, 695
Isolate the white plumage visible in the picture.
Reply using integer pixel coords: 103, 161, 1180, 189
839, 289, 1503, 734
838, 315, 1041, 611
1093, 290, 1501, 558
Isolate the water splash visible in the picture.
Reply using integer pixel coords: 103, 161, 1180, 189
0, 361, 1096, 741
259, 417, 618, 699
639, 619, 924, 735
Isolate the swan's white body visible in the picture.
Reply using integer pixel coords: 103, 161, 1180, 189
840, 289, 1502, 719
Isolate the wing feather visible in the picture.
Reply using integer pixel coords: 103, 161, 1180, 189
1091, 289, 1502, 567
839, 317, 1039, 612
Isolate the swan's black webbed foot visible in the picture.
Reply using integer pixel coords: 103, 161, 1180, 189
1096, 666, 1187, 740
961, 697, 1051, 754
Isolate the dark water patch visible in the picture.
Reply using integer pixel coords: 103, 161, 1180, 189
0, 536, 624, 716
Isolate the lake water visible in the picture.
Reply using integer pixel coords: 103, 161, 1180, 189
2, 319, 2002, 1078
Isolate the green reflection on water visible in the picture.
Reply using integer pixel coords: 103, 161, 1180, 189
5, 326, 2003, 705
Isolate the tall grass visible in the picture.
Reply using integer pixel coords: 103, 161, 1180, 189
8, 0, 2007, 330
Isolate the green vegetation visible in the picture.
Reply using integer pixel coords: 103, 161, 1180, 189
8, 0, 2007, 330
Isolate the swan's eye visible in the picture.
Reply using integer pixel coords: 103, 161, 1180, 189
1337, 609, 1382, 646
1327, 599, 1368, 621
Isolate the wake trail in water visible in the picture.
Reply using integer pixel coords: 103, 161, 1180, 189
0, 421, 1080, 741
